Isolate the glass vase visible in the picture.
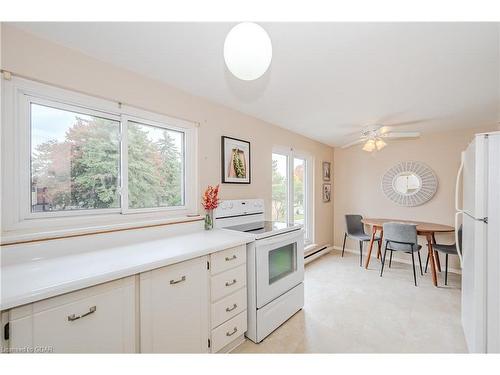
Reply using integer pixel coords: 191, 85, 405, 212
204, 209, 214, 230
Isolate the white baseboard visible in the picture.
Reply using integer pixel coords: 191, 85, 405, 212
332, 246, 462, 275
304, 244, 333, 265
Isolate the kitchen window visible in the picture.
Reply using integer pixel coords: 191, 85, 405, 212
272, 148, 313, 244
2, 77, 198, 234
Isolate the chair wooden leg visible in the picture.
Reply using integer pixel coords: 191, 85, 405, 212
359, 241, 363, 267
389, 250, 393, 268
445, 254, 449, 286
342, 233, 347, 257
424, 252, 429, 273
411, 251, 417, 287
417, 251, 423, 275
380, 243, 388, 277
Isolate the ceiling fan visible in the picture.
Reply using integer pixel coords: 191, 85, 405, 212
341, 125, 420, 152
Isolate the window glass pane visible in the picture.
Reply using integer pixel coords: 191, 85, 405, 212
272, 153, 288, 222
268, 243, 297, 284
31, 103, 120, 212
128, 121, 184, 209
293, 157, 306, 227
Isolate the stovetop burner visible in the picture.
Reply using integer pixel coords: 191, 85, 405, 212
225, 220, 299, 235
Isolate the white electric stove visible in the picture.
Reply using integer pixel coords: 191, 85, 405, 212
215, 199, 305, 343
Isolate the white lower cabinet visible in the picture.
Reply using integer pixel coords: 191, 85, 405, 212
7, 276, 136, 353
209, 245, 247, 353
139, 256, 209, 353
3, 244, 248, 354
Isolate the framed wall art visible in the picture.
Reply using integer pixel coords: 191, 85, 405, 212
322, 161, 331, 181
221, 136, 251, 184
322, 183, 331, 203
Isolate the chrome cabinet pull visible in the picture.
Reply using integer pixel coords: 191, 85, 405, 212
226, 327, 238, 337
170, 276, 186, 285
225, 279, 237, 287
225, 255, 237, 261
226, 304, 237, 312
67, 306, 96, 322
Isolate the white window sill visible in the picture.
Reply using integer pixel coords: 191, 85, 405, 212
0, 215, 204, 246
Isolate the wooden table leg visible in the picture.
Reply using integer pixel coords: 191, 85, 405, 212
365, 227, 377, 269
426, 233, 438, 287
377, 230, 384, 260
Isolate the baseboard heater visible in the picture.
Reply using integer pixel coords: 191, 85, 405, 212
304, 245, 332, 264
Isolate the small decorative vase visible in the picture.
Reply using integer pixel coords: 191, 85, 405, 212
204, 209, 214, 230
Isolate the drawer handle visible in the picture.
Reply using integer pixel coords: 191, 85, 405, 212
225, 255, 237, 261
67, 306, 96, 322
226, 327, 238, 337
225, 279, 237, 287
226, 303, 238, 312
170, 276, 186, 285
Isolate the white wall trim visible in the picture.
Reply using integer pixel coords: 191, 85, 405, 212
304, 245, 333, 265
332, 246, 462, 275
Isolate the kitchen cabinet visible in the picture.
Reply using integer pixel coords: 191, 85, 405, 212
139, 256, 209, 353
209, 245, 247, 352
2, 238, 250, 353
5, 277, 136, 353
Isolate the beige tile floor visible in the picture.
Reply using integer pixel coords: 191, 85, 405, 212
234, 249, 467, 353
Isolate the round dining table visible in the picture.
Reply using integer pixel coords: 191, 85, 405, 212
361, 218, 455, 287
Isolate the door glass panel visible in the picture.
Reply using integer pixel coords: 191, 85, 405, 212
293, 157, 305, 223
272, 153, 288, 222
269, 243, 297, 284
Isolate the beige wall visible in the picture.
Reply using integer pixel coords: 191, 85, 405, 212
333, 126, 496, 270
0, 24, 334, 246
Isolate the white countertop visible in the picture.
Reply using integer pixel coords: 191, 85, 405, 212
0, 229, 255, 311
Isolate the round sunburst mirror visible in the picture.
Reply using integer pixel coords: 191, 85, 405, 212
381, 161, 438, 206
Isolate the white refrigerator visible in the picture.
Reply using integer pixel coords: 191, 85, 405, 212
457, 131, 500, 353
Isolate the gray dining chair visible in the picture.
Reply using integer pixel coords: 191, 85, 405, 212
425, 225, 462, 285
380, 222, 423, 286
342, 214, 380, 267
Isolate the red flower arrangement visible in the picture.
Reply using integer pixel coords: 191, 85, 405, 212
202, 184, 220, 211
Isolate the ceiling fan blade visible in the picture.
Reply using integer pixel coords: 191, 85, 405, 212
341, 139, 365, 149
381, 131, 420, 139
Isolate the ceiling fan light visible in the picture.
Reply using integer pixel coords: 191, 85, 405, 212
362, 139, 376, 152
375, 138, 387, 150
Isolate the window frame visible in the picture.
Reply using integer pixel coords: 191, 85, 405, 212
2, 77, 198, 234
272, 146, 314, 245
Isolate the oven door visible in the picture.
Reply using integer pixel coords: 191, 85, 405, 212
255, 229, 304, 308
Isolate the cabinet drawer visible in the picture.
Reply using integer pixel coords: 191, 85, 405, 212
211, 264, 246, 302
211, 310, 247, 353
210, 245, 246, 275
9, 277, 136, 353
211, 287, 247, 328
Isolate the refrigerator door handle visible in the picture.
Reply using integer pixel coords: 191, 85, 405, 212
455, 211, 463, 267
455, 153, 465, 212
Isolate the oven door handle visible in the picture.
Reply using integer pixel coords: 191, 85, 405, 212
256, 229, 304, 247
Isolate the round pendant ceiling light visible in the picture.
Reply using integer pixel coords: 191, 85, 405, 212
223, 22, 272, 81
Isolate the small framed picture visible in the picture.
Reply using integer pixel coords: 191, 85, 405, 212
323, 183, 332, 203
221, 136, 251, 184
322, 161, 331, 181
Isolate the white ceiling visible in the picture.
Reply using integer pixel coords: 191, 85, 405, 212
12, 22, 500, 146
